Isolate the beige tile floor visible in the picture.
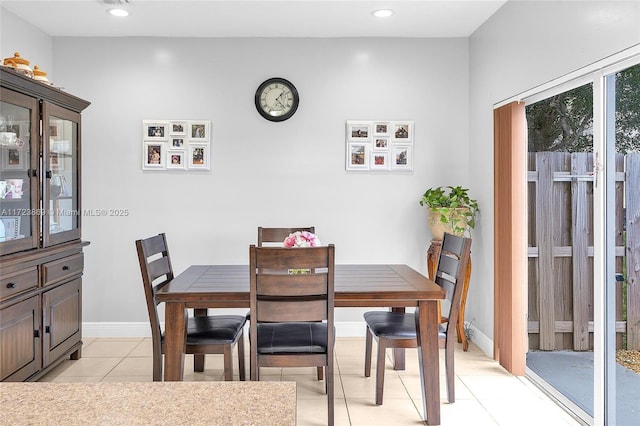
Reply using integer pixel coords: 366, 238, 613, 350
40, 337, 581, 425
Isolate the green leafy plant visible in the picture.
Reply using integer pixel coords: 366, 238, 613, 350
419, 186, 479, 236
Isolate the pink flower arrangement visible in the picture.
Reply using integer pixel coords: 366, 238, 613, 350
283, 231, 321, 248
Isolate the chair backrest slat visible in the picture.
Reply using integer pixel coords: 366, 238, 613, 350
147, 256, 172, 283
257, 226, 315, 247
257, 299, 328, 322
435, 254, 459, 279
257, 274, 328, 296
255, 247, 329, 270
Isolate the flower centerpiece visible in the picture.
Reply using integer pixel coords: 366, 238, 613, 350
283, 231, 322, 274
283, 231, 321, 248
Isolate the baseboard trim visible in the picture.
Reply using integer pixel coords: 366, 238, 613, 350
467, 323, 493, 358
82, 321, 369, 338
82, 321, 495, 359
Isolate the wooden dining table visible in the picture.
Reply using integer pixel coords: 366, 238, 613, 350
156, 264, 445, 425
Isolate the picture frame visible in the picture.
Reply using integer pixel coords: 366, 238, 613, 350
189, 121, 209, 140
2, 147, 26, 170
188, 144, 210, 170
0, 216, 21, 241
143, 141, 166, 170
370, 152, 390, 170
0, 179, 24, 200
345, 120, 414, 173
142, 119, 211, 172
346, 121, 371, 141
392, 122, 413, 142
373, 122, 391, 136
391, 145, 413, 171
373, 137, 389, 151
346, 143, 369, 170
143, 121, 168, 140
50, 152, 65, 171
167, 150, 186, 169
169, 121, 187, 136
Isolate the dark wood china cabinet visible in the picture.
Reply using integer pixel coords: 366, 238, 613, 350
0, 67, 90, 381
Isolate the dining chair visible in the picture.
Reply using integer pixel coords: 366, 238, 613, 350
249, 244, 335, 426
257, 226, 315, 246
256, 226, 325, 380
363, 232, 472, 404
135, 233, 247, 381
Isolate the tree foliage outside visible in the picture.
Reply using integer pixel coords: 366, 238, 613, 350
527, 63, 640, 154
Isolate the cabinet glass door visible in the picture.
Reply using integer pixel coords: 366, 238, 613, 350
43, 102, 81, 247
0, 87, 39, 255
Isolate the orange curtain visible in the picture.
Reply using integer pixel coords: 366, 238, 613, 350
493, 101, 527, 375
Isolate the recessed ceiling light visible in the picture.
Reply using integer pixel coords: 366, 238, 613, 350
107, 8, 130, 17
372, 9, 394, 18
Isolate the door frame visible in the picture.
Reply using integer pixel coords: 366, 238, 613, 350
493, 45, 640, 426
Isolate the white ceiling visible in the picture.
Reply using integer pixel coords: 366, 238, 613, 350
1, 0, 507, 38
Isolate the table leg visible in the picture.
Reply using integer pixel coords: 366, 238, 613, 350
391, 307, 406, 370
415, 300, 440, 425
164, 301, 187, 381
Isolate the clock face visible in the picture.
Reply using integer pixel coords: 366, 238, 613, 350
255, 78, 299, 122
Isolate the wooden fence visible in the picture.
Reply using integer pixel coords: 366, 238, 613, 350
527, 152, 640, 351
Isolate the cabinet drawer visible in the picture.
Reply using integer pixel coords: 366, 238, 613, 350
0, 268, 38, 301
42, 254, 84, 286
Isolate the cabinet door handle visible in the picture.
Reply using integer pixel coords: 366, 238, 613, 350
45, 326, 51, 334
62, 265, 70, 271
6, 282, 17, 288
46, 170, 52, 179
34, 330, 40, 338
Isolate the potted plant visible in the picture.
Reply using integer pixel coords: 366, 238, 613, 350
419, 185, 479, 240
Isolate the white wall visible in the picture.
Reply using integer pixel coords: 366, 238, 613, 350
0, 8, 53, 79
467, 1, 640, 354
43, 36, 470, 329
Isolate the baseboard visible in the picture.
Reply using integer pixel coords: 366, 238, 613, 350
467, 323, 493, 358
82, 321, 369, 338
82, 321, 495, 357
83, 322, 152, 337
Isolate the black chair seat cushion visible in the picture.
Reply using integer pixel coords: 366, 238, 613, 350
256, 322, 327, 354
162, 315, 246, 345
364, 311, 446, 339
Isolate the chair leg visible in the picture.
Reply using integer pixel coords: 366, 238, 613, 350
457, 319, 469, 351
194, 354, 205, 372
375, 338, 387, 405
193, 308, 207, 373
327, 360, 334, 426
251, 352, 259, 381
223, 344, 233, 381
237, 332, 246, 381
445, 339, 456, 403
364, 326, 373, 377
153, 351, 162, 382
317, 367, 324, 381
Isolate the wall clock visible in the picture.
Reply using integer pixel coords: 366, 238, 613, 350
254, 77, 299, 122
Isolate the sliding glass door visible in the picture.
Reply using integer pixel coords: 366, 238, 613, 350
599, 61, 639, 426
524, 59, 639, 425
525, 80, 596, 422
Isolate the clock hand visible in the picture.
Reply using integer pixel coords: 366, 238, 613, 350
276, 90, 289, 103
274, 97, 286, 109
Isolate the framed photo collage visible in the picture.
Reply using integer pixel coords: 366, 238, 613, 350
345, 120, 414, 172
142, 120, 211, 171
